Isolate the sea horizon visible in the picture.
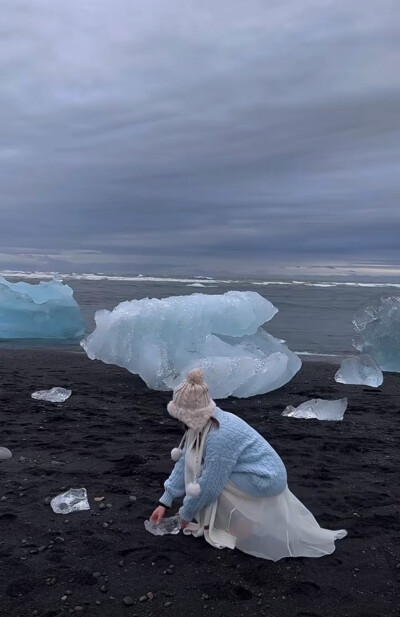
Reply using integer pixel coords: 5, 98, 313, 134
1, 268, 400, 289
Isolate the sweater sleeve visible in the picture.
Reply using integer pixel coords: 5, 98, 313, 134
159, 452, 186, 508
179, 455, 237, 522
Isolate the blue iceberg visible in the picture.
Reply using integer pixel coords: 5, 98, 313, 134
353, 296, 400, 372
0, 277, 85, 339
82, 291, 301, 398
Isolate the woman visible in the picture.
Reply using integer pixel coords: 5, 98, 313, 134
150, 369, 346, 560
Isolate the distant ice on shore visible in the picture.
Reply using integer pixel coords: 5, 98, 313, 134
335, 354, 383, 387
0, 277, 85, 339
81, 291, 301, 398
283, 398, 348, 421
353, 296, 400, 372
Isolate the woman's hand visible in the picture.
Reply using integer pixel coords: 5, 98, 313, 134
150, 505, 166, 525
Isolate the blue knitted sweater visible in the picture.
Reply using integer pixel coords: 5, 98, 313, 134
160, 408, 287, 522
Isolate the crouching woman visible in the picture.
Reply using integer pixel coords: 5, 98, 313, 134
150, 369, 346, 561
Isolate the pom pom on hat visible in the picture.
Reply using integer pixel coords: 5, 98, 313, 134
186, 368, 205, 385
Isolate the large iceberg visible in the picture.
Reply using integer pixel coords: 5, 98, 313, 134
353, 296, 400, 371
334, 354, 383, 387
82, 291, 301, 398
0, 277, 85, 339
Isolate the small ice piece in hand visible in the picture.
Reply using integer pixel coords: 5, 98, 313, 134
0, 447, 12, 460
334, 354, 383, 387
144, 515, 181, 536
51, 488, 90, 514
282, 398, 348, 421
31, 387, 72, 403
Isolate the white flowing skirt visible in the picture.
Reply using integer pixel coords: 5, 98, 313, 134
182, 481, 347, 561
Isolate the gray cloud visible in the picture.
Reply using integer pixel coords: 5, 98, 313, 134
0, 0, 399, 276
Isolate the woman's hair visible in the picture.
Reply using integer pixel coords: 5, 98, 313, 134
181, 415, 220, 431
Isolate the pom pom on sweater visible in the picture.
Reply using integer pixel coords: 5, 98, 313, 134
187, 481, 201, 497
171, 447, 183, 462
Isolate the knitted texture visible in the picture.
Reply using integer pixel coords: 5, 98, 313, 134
167, 369, 216, 430
160, 408, 287, 522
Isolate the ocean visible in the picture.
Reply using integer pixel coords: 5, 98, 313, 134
2, 272, 398, 356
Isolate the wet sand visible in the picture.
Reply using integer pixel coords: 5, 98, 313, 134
0, 349, 399, 617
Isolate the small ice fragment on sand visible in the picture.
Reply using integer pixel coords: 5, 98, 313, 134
335, 354, 383, 387
144, 516, 181, 536
31, 387, 72, 403
282, 398, 348, 421
0, 447, 12, 460
51, 488, 90, 514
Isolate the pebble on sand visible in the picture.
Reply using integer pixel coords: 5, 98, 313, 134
0, 447, 12, 461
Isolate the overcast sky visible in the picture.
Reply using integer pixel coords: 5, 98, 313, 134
0, 0, 399, 278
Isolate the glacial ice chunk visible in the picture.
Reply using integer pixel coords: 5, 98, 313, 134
353, 296, 400, 371
51, 488, 90, 514
31, 387, 72, 402
282, 398, 347, 421
335, 354, 383, 387
144, 516, 181, 536
82, 291, 301, 398
0, 447, 12, 461
0, 277, 84, 339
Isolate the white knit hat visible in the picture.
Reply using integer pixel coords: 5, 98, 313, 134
167, 369, 216, 430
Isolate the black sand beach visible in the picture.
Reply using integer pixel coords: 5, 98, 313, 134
0, 349, 399, 617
